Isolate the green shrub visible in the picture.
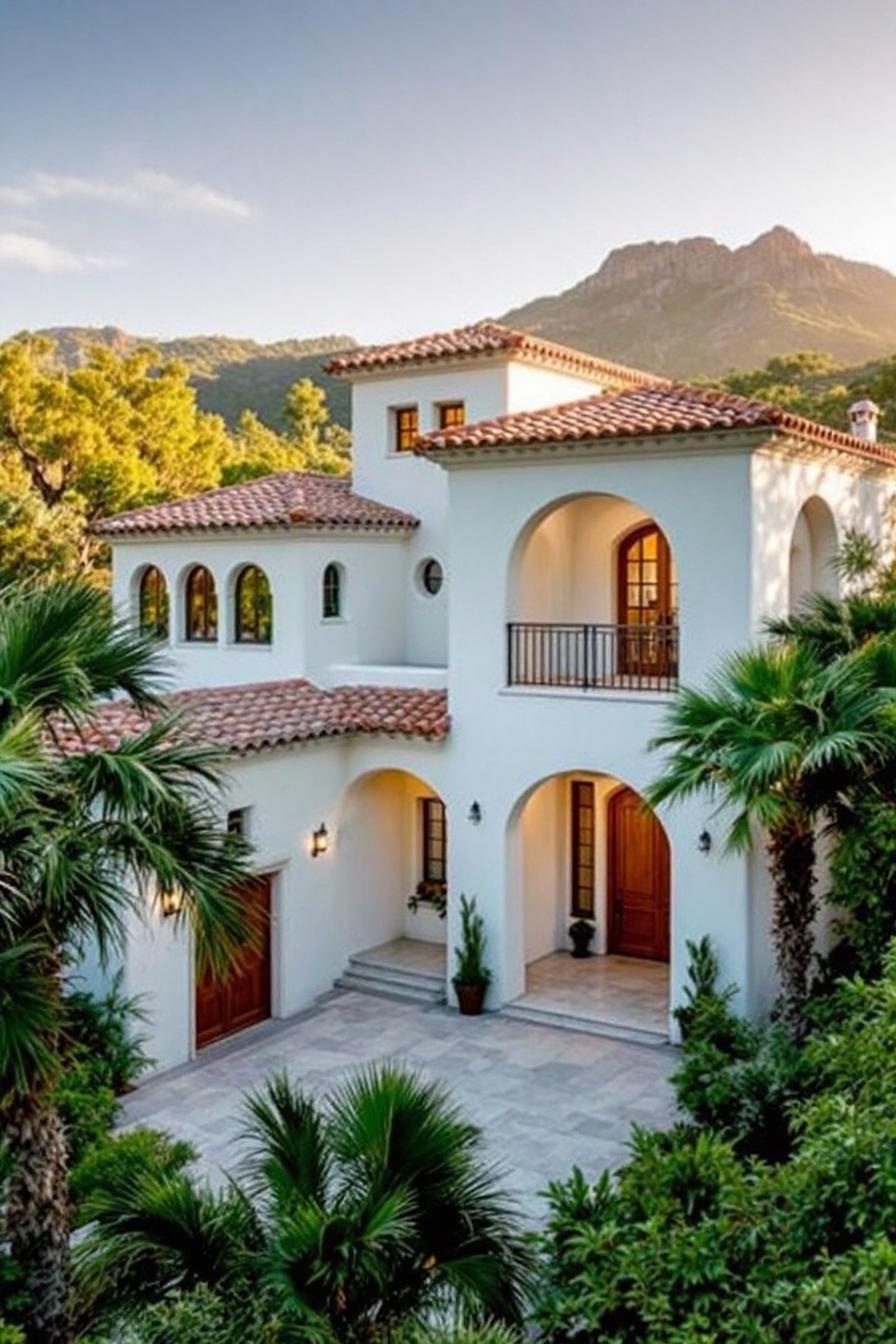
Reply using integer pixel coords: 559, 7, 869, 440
64, 971, 153, 1094
116, 1285, 277, 1344
70, 1127, 197, 1223
532, 944, 896, 1343
828, 800, 896, 980
0, 1321, 25, 1344
55, 1055, 119, 1168
398, 1323, 521, 1344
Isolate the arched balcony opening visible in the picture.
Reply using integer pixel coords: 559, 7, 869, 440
506, 494, 679, 692
789, 496, 839, 613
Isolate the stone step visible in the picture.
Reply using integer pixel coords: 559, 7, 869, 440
347, 954, 445, 993
501, 1001, 668, 1048
334, 971, 445, 1006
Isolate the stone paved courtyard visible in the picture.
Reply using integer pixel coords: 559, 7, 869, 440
122, 988, 677, 1222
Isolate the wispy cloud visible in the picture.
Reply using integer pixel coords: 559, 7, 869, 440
0, 232, 127, 273
0, 169, 252, 220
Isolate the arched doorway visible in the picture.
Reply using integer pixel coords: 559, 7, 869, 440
617, 524, 678, 679
506, 771, 670, 1039
607, 787, 670, 960
788, 497, 838, 613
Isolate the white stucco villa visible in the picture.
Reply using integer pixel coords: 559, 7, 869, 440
83, 320, 890, 1074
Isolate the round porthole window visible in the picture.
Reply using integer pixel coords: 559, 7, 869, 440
419, 558, 444, 596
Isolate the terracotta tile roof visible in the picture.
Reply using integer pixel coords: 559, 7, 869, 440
93, 472, 419, 538
415, 382, 896, 466
53, 679, 449, 757
323, 320, 661, 389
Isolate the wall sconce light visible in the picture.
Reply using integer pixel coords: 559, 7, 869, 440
468, 801, 482, 825
160, 886, 184, 918
698, 830, 712, 855
311, 823, 330, 858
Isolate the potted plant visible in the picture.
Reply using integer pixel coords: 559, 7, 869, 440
569, 918, 595, 958
452, 894, 491, 1015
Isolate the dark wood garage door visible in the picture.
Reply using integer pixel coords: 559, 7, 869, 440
607, 788, 670, 961
195, 874, 271, 1048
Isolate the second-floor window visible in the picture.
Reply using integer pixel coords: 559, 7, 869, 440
394, 406, 419, 452
185, 565, 218, 642
138, 565, 169, 639
234, 565, 273, 644
322, 562, 343, 619
438, 401, 465, 429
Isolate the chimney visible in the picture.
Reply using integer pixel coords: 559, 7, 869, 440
848, 399, 880, 443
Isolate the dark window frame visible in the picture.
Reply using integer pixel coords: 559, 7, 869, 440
421, 796, 447, 893
570, 780, 595, 918
184, 565, 218, 642
394, 405, 419, 452
138, 565, 169, 639
420, 558, 444, 596
234, 565, 273, 644
438, 401, 465, 429
322, 562, 343, 619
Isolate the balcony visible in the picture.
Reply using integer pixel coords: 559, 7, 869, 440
507, 622, 679, 693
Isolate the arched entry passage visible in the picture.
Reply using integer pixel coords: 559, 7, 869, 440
789, 496, 838, 613
506, 771, 670, 1038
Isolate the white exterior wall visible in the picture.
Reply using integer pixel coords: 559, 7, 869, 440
111, 531, 412, 691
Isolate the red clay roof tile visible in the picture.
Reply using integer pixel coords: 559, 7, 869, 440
93, 472, 419, 538
324, 320, 662, 389
415, 383, 896, 466
53, 679, 449, 757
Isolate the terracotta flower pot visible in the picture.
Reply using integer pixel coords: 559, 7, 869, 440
454, 980, 487, 1016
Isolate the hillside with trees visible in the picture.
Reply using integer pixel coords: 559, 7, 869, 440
36, 327, 356, 428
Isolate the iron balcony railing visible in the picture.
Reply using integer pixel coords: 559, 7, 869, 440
507, 622, 679, 692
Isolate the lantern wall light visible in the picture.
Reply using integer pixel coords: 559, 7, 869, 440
468, 801, 482, 825
311, 822, 330, 858
698, 829, 712, 855
160, 887, 184, 918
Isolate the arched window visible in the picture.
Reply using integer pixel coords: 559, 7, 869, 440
184, 566, 218, 642
322, 563, 342, 619
138, 566, 169, 639
234, 565, 273, 644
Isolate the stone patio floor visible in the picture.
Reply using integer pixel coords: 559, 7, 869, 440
122, 988, 676, 1223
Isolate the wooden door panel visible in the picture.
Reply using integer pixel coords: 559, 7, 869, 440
608, 789, 670, 961
195, 875, 271, 1048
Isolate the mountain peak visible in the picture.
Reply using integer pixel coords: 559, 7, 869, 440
500, 228, 896, 377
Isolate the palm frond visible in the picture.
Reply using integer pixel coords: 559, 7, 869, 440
240, 1072, 331, 1210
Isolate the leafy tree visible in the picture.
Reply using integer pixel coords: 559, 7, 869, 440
223, 378, 350, 485
0, 581, 253, 1344
76, 1065, 532, 1343
646, 645, 896, 1035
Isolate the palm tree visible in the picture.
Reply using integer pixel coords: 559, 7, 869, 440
0, 581, 254, 1344
646, 643, 896, 1036
75, 1065, 533, 1342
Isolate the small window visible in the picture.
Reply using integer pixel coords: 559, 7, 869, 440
138, 566, 169, 639
227, 807, 250, 837
438, 402, 465, 429
394, 406, 419, 452
570, 781, 595, 918
418, 558, 444, 597
322, 563, 342, 619
235, 565, 272, 644
421, 797, 447, 892
184, 566, 218, 642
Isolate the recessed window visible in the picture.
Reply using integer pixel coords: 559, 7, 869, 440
421, 797, 447, 893
570, 780, 595, 918
418, 557, 444, 597
234, 565, 273, 644
394, 406, 419, 453
227, 807, 250, 837
438, 401, 465, 429
138, 566, 169, 639
184, 566, 218, 642
322, 562, 343, 619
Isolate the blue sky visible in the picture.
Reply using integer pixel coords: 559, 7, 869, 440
2, 0, 895, 344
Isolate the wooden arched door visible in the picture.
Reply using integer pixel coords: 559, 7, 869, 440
617, 523, 678, 678
607, 788, 670, 961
